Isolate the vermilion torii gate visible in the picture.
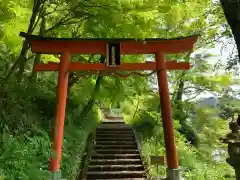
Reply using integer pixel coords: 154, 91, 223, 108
20, 32, 198, 180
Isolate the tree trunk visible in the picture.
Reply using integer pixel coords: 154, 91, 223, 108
78, 76, 102, 120
67, 56, 95, 97
78, 56, 105, 122
174, 77, 185, 102
30, 17, 46, 81
220, 0, 240, 61
173, 72, 199, 147
6, 0, 43, 82
0, 121, 4, 146
173, 72, 186, 124
67, 72, 79, 97
5, 42, 29, 82
132, 95, 140, 121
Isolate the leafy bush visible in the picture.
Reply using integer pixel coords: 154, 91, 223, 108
121, 97, 235, 180
0, 78, 99, 179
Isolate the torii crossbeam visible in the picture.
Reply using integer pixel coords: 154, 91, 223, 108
20, 32, 199, 180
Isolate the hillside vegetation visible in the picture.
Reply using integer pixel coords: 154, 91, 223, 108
1, 0, 240, 179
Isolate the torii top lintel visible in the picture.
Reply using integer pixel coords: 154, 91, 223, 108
20, 32, 199, 54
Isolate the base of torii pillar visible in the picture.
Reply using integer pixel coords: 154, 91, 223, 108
52, 171, 63, 180
167, 168, 181, 180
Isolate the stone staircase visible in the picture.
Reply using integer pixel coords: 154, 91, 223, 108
86, 117, 147, 180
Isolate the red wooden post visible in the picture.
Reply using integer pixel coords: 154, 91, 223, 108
34, 61, 190, 72
49, 52, 70, 174
156, 52, 180, 180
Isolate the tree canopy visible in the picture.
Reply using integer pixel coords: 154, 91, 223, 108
0, 0, 239, 179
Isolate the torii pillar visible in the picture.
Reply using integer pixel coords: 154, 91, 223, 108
156, 52, 179, 179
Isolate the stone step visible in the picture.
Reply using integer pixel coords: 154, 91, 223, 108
96, 129, 133, 134
96, 132, 134, 136
91, 154, 140, 159
87, 178, 146, 180
96, 133, 135, 139
96, 131, 134, 136
87, 164, 144, 171
97, 124, 131, 129
90, 159, 142, 165
103, 117, 124, 120
95, 149, 139, 154
101, 121, 125, 124
96, 127, 133, 132
86, 116, 146, 180
96, 137, 135, 141
102, 120, 124, 122
96, 140, 136, 145
95, 144, 137, 150
104, 116, 123, 119
86, 170, 146, 179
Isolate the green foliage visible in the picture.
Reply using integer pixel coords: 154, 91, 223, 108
0, 133, 51, 179
0, 77, 99, 179
122, 98, 235, 179
0, 0, 238, 179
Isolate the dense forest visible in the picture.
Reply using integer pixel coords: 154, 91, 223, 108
1, 0, 240, 179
